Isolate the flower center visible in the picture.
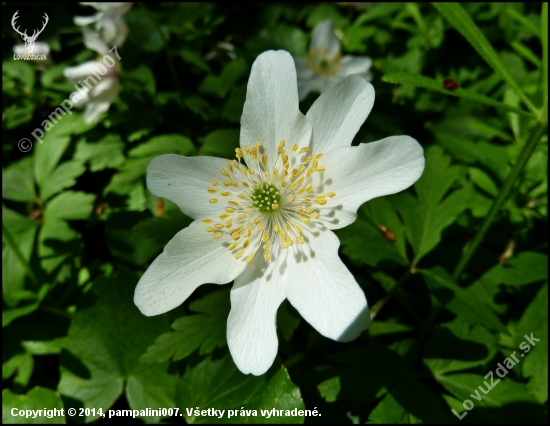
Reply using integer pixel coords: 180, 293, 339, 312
306, 47, 342, 77
203, 141, 335, 264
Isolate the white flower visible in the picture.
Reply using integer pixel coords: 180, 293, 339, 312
295, 19, 373, 100
75, 2, 132, 47
63, 60, 119, 124
134, 50, 424, 376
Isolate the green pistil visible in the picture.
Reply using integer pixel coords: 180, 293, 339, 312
251, 182, 281, 213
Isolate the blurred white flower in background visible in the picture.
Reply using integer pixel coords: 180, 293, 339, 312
294, 19, 373, 100
63, 27, 120, 124
75, 2, 132, 47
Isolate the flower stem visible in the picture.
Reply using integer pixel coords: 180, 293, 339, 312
2, 222, 38, 285
452, 118, 548, 281
370, 270, 411, 321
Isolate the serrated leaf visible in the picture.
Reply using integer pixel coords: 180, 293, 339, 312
43, 191, 95, 221
422, 267, 507, 333
2, 207, 40, 306
382, 72, 532, 117
2, 387, 65, 424
392, 146, 468, 264
58, 271, 176, 422
177, 356, 305, 424
2, 157, 37, 203
141, 289, 230, 363
40, 161, 86, 201
74, 135, 125, 171
514, 283, 548, 403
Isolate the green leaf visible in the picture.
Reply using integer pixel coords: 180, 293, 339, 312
222, 85, 247, 123
469, 167, 498, 197
432, 3, 539, 117
423, 317, 498, 375
200, 129, 240, 159
74, 135, 125, 172
2, 207, 40, 306
141, 288, 230, 363
40, 161, 86, 202
200, 58, 247, 98
126, 9, 165, 53
43, 191, 95, 221
2, 387, 65, 424
421, 267, 507, 333
382, 72, 532, 117
128, 134, 195, 158
514, 283, 548, 403
437, 373, 544, 423
2, 157, 37, 203
317, 376, 341, 403
367, 379, 452, 424
392, 146, 468, 265
177, 356, 305, 424
2, 61, 35, 93
38, 219, 81, 276
542, 2, 548, 112
58, 271, 176, 422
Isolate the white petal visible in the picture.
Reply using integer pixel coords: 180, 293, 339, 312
282, 229, 369, 341
317, 136, 425, 229
88, 74, 118, 99
134, 220, 248, 316
227, 250, 286, 375
307, 75, 374, 153
82, 26, 109, 55
294, 57, 314, 80
74, 14, 100, 26
310, 20, 340, 58
147, 154, 237, 220
338, 55, 373, 77
240, 50, 311, 167
63, 61, 101, 81
84, 100, 111, 123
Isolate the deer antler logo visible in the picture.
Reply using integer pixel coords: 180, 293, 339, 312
12, 11, 49, 54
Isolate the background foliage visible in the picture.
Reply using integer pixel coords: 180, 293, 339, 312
2, 2, 548, 424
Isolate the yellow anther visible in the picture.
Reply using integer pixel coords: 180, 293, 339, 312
275, 225, 280, 233
283, 169, 288, 176
287, 236, 294, 246
235, 251, 245, 259
281, 181, 287, 187
248, 168, 254, 175
208, 188, 217, 193
282, 241, 289, 249
253, 217, 260, 224
262, 154, 268, 165
220, 192, 230, 197
226, 220, 233, 228
299, 165, 306, 174
203, 219, 213, 223
232, 234, 240, 241
243, 240, 250, 248
272, 203, 279, 210
215, 224, 224, 229
314, 153, 323, 159
229, 200, 239, 206
228, 242, 238, 250
300, 147, 309, 153
236, 147, 243, 157
286, 224, 290, 231
311, 212, 320, 219
298, 236, 305, 244
206, 227, 215, 232
227, 163, 233, 172
240, 167, 248, 174
226, 208, 236, 213
210, 198, 219, 203
242, 182, 249, 188
263, 243, 271, 251
290, 182, 298, 191
292, 144, 298, 151
256, 141, 262, 150
219, 214, 229, 220
305, 155, 312, 163
312, 160, 318, 169
238, 214, 247, 220
262, 233, 268, 243
327, 192, 336, 198
211, 180, 219, 186
264, 252, 270, 262
223, 180, 232, 186
317, 167, 326, 172
283, 155, 289, 164
305, 184, 313, 192
289, 195, 296, 202
237, 194, 246, 199
318, 200, 327, 205
214, 232, 223, 239
232, 160, 239, 168
244, 229, 251, 238
221, 170, 230, 177
246, 253, 255, 264
307, 169, 313, 177
279, 140, 285, 147
306, 207, 313, 212
300, 215, 311, 223
251, 147, 258, 158
296, 226, 302, 234
245, 145, 251, 153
